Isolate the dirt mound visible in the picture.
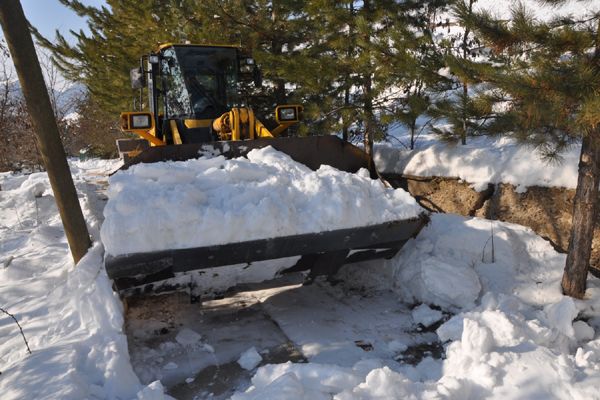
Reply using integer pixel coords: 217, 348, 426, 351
386, 174, 599, 272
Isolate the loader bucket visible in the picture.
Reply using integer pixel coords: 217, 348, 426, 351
118, 135, 378, 177
105, 135, 429, 296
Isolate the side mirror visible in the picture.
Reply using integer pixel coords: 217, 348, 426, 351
130, 67, 146, 89
253, 66, 263, 88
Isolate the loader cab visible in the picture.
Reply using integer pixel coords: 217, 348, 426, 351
119, 43, 300, 159
151, 44, 245, 144
159, 45, 239, 120
126, 44, 256, 145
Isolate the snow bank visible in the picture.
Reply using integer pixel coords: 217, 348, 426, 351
101, 146, 423, 257
0, 160, 171, 400
375, 135, 579, 191
232, 214, 600, 399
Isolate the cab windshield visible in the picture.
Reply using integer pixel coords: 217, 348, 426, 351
160, 46, 239, 119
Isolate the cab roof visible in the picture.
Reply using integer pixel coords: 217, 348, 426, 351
156, 43, 239, 52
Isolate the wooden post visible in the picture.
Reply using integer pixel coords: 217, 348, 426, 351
0, 0, 91, 264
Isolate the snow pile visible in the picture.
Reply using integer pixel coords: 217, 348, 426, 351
174, 328, 203, 346
101, 146, 423, 256
411, 304, 443, 328
389, 214, 568, 310
375, 134, 579, 191
238, 347, 263, 371
232, 214, 600, 399
62, 111, 81, 125
0, 160, 171, 400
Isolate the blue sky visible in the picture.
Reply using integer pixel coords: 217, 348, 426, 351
4, 0, 106, 42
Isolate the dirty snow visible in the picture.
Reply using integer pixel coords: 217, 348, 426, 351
101, 146, 423, 257
411, 304, 443, 328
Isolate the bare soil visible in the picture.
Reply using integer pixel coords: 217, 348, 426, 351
387, 174, 600, 271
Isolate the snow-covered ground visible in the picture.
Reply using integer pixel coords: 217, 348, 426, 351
2, 151, 600, 399
232, 214, 600, 399
0, 160, 169, 399
375, 132, 580, 191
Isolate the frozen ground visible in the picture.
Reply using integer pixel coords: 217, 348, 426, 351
2, 156, 600, 399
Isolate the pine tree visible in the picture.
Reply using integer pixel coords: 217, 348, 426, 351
379, 0, 452, 150
278, 0, 359, 138
290, 1, 450, 154
36, 0, 455, 152
198, 0, 310, 123
455, 2, 600, 298
36, 0, 311, 124
429, 0, 494, 146
34, 0, 207, 114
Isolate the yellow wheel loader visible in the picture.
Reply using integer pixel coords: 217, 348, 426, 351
107, 43, 427, 296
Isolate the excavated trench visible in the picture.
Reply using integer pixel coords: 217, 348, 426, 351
384, 173, 600, 273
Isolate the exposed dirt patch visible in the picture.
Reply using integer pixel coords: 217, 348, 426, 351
386, 174, 600, 272
389, 175, 490, 215
396, 341, 445, 365
124, 289, 304, 399
476, 184, 578, 253
167, 341, 306, 400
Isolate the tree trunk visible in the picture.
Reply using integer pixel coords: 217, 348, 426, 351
0, 0, 91, 264
271, 1, 286, 106
342, 1, 355, 143
460, 0, 473, 146
362, 0, 374, 159
461, 83, 468, 145
363, 75, 374, 158
561, 131, 600, 298
342, 86, 349, 142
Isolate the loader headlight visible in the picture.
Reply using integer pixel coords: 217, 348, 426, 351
130, 113, 152, 129
119, 112, 153, 132
279, 108, 296, 121
275, 105, 303, 124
